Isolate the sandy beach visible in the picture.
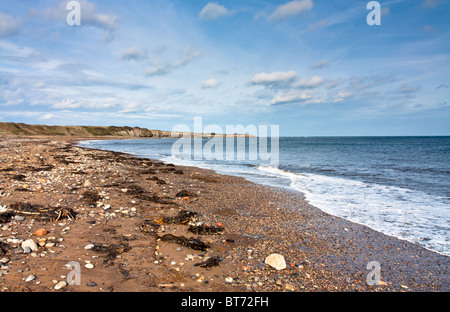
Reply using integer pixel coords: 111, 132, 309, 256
0, 136, 448, 292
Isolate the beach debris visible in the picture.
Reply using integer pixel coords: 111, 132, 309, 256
158, 234, 210, 251
92, 242, 131, 264
0, 242, 9, 255
8, 202, 77, 221
0, 211, 14, 224
140, 220, 160, 235
265, 253, 286, 270
188, 225, 224, 235
175, 190, 195, 197
35, 228, 47, 236
154, 210, 198, 225
194, 256, 222, 268
12, 174, 26, 181
136, 193, 173, 204
82, 190, 101, 204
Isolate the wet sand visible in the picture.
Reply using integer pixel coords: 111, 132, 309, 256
0, 136, 448, 292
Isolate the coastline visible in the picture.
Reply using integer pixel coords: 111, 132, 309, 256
0, 136, 448, 292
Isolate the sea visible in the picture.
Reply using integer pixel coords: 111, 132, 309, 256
79, 136, 450, 256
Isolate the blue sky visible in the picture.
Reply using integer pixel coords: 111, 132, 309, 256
0, 0, 449, 136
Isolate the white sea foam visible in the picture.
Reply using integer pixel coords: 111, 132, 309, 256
258, 165, 450, 256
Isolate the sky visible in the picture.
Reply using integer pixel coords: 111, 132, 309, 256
0, 0, 449, 136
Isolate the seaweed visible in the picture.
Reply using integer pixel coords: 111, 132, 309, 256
82, 190, 101, 204
175, 190, 195, 197
0, 211, 14, 224
92, 242, 131, 264
136, 193, 173, 204
139, 219, 160, 235
154, 210, 198, 224
188, 225, 224, 235
158, 234, 210, 251
194, 256, 222, 268
0, 241, 10, 255
12, 174, 26, 181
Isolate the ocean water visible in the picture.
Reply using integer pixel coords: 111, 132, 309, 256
79, 136, 450, 256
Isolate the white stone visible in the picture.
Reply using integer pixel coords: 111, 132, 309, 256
264, 253, 286, 270
225, 277, 233, 284
84, 244, 95, 250
55, 281, 67, 290
21, 239, 39, 252
85, 263, 94, 269
25, 275, 36, 282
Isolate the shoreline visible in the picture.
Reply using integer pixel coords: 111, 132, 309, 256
0, 136, 448, 292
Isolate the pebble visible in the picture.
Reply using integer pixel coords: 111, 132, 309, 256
14, 215, 25, 221
55, 281, 67, 290
84, 244, 95, 250
85, 263, 94, 269
21, 239, 39, 252
25, 275, 36, 282
225, 277, 233, 284
265, 253, 286, 270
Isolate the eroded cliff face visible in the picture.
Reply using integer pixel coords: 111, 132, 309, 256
0, 122, 175, 138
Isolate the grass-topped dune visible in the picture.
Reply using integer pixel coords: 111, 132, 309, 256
0, 122, 177, 138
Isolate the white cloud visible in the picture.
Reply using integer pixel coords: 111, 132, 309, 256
421, 0, 442, 8
397, 84, 420, 93
145, 66, 170, 76
145, 49, 200, 76
40, 113, 55, 120
120, 47, 148, 61
268, 0, 314, 22
202, 78, 220, 88
312, 59, 331, 69
250, 71, 297, 88
299, 19, 327, 35
173, 49, 201, 68
295, 75, 325, 88
29, 0, 118, 39
270, 91, 312, 105
0, 11, 21, 38
199, 2, 234, 20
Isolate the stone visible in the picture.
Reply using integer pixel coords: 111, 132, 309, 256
85, 263, 94, 269
264, 253, 286, 270
21, 239, 39, 252
55, 281, 67, 290
25, 275, 36, 282
84, 180, 92, 187
22, 246, 32, 254
84, 244, 95, 250
14, 215, 25, 221
225, 277, 233, 284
